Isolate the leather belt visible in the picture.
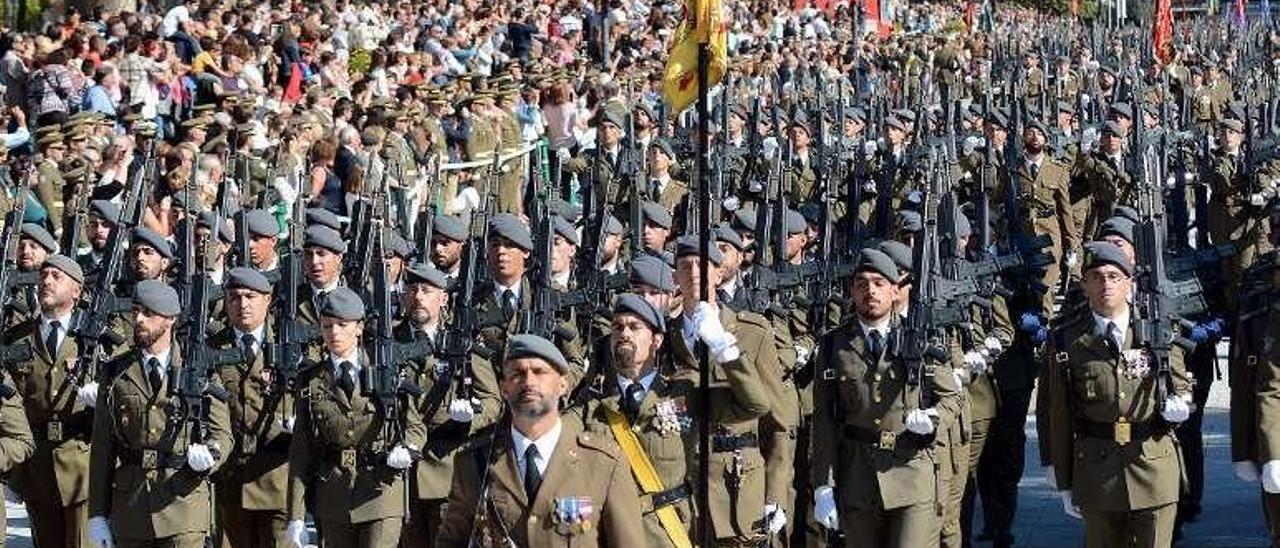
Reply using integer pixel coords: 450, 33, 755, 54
711, 433, 758, 452
646, 482, 691, 512
844, 425, 932, 451
1078, 418, 1162, 445
121, 448, 186, 470
36, 419, 89, 443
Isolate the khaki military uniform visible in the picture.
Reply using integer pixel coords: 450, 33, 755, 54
396, 323, 501, 547
88, 347, 233, 547
1206, 151, 1271, 312
669, 306, 775, 545
0, 368, 34, 548
496, 111, 524, 214
576, 372, 697, 547
36, 157, 64, 236
1229, 256, 1280, 544
810, 318, 963, 548
991, 156, 1076, 318
1043, 312, 1191, 547
475, 280, 586, 391
208, 324, 293, 548
5, 318, 94, 548
437, 416, 647, 547
286, 352, 428, 547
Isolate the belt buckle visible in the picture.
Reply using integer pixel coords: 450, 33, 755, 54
142, 449, 158, 470
47, 421, 62, 442
878, 431, 896, 450
1114, 420, 1131, 445
341, 449, 357, 469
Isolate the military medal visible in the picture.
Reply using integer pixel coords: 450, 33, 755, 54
1120, 349, 1149, 380
654, 399, 689, 436
553, 496, 594, 535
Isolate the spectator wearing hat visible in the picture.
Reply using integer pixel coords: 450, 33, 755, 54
206, 267, 294, 548
397, 262, 501, 544
437, 333, 646, 546
668, 235, 779, 545
1042, 242, 1191, 547
7, 255, 84, 547
810, 248, 962, 547
285, 286, 426, 548
89, 280, 233, 548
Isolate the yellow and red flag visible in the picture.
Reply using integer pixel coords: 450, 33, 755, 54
661, 0, 728, 114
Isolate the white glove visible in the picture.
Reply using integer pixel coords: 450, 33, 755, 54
813, 485, 840, 531
1044, 466, 1058, 490
952, 369, 967, 389
1065, 251, 1079, 269
386, 444, 413, 469
556, 147, 571, 162
1160, 396, 1190, 423
88, 516, 113, 548
794, 344, 812, 366
281, 415, 296, 433
448, 398, 476, 423
904, 408, 938, 435
693, 303, 740, 363
1235, 461, 1261, 483
186, 444, 215, 472
286, 519, 307, 548
963, 350, 987, 375
447, 186, 481, 215
1251, 192, 1269, 207
78, 381, 100, 408
763, 503, 787, 534
983, 336, 1003, 357
1060, 491, 1082, 519
1263, 460, 1280, 494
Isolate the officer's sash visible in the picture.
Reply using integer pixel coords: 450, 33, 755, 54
602, 405, 693, 548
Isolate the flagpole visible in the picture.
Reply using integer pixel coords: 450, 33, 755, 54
695, 2, 714, 545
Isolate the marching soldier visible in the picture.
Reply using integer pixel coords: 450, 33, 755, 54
649, 138, 690, 220
242, 209, 282, 278
0, 358, 32, 547
35, 132, 66, 236
87, 280, 233, 547
9, 223, 58, 323
668, 236, 778, 547
209, 268, 293, 548
285, 287, 426, 548
437, 334, 647, 546
1206, 117, 1269, 312
298, 224, 348, 324
396, 263, 501, 545
428, 214, 468, 282
1230, 203, 1280, 545
574, 294, 697, 547
1043, 243, 1191, 547
78, 200, 120, 276
6, 254, 84, 547
810, 248, 962, 547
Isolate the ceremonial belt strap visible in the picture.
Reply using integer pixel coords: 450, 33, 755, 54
603, 405, 693, 548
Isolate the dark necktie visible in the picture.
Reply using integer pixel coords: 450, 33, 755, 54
146, 358, 163, 394
1105, 321, 1121, 353
523, 444, 543, 497
241, 333, 257, 360
623, 382, 645, 421
46, 321, 60, 356
338, 361, 356, 398
1028, 162, 1039, 180
867, 330, 884, 357
501, 289, 516, 320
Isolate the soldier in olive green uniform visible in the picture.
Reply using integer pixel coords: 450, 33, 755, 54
438, 334, 647, 547
810, 249, 962, 548
1043, 243, 1191, 547
667, 236, 778, 546
574, 294, 699, 547
5, 255, 96, 548
1229, 207, 1280, 545
297, 224, 348, 326
394, 264, 502, 546
88, 280, 233, 548
1206, 118, 1270, 312
35, 133, 67, 237
991, 119, 1076, 319
0, 363, 32, 548
209, 268, 294, 548
285, 287, 427, 548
